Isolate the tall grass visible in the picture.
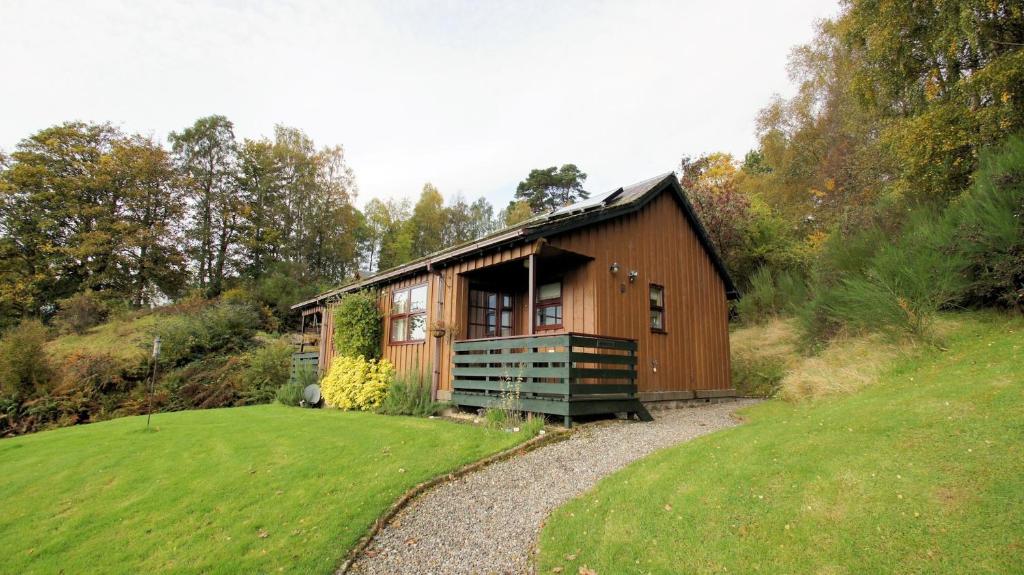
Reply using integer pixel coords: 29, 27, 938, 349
377, 369, 446, 417
735, 267, 810, 324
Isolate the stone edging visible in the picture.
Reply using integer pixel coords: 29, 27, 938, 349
334, 427, 572, 574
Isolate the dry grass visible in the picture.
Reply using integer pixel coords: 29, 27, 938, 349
730, 317, 924, 402
729, 319, 801, 397
730, 318, 800, 364
779, 334, 904, 401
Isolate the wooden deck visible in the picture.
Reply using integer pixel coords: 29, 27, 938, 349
450, 333, 652, 427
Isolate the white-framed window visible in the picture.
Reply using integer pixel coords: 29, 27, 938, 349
390, 284, 427, 343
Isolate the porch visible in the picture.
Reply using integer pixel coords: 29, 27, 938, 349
450, 332, 652, 427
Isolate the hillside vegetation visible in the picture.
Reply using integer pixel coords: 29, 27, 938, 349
0, 405, 532, 574
0, 292, 294, 436
537, 312, 1024, 573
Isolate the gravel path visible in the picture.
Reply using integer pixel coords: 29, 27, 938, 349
348, 399, 758, 575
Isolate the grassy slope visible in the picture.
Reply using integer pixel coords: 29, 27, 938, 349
0, 406, 526, 574
537, 313, 1024, 574
45, 312, 156, 367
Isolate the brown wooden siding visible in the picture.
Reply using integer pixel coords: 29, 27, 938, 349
545, 191, 732, 392
317, 188, 731, 395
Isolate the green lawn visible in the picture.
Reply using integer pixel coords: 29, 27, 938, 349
537, 313, 1024, 574
0, 406, 527, 574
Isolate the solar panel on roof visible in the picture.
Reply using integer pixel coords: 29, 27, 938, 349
550, 187, 622, 216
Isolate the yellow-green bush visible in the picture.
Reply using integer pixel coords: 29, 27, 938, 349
320, 356, 394, 411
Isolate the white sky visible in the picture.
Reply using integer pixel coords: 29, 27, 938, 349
0, 0, 839, 207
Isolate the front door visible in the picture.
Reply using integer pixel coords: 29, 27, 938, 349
467, 288, 514, 339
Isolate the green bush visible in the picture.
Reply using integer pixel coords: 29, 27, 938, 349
0, 319, 53, 397
238, 341, 293, 404
799, 211, 967, 344
736, 266, 809, 324
275, 382, 305, 407
155, 301, 260, 367
731, 354, 787, 397
220, 287, 280, 332
53, 291, 109, 335
378, 369, 446, 417
826, 212, 966, 341
333, 291, 382, 359
251, 263, 329, 331
948, 135, 1024, 311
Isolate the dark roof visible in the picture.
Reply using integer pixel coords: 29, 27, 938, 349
293, 173, 739, 309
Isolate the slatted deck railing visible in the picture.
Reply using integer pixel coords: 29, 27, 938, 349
290, 351, 319, 384
450, 333, 646, 427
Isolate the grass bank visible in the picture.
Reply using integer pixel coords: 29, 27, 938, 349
537, 312, 1023, 573
0, 405, 529, 574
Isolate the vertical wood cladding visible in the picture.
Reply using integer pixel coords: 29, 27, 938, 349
317, 188, 731, 394
547, 191, 732, 392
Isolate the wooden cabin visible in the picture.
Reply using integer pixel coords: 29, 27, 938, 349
292, 173, 739, 425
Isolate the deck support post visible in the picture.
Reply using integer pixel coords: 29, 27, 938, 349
564, 415, 572, 428
527, 252, 536, 335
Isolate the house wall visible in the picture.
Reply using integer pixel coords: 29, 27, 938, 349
317, 189, 732, 398
546, 190, 732, 396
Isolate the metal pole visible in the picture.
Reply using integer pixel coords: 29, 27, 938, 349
146, 336, 161, 431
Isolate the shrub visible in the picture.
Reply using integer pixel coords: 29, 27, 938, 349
735, 266, 809, 324
275, 383, 305, 407
54, 351, 128, 395
220, 287, 280, 332
238, 341, 293, 404
378, 369, 445, 417
0, 319, 53, 397
293, 363, 320, 389
155, 301, 260, 367
333, 291, 382, 359
818, 211, 966, 342
160, 355, 246, 410
732, 354, 787, 397
948, 135, 1024, 312
320, 355, 394, 411
53, 291, 109, 335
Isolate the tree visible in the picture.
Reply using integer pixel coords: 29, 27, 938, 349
169, 115, 239, 296
237, 138, 284, 279
500, 200, 534, 227
467, 197, 497, 238
680, 153, 753, 275
405, 183, 446, 258
299, 144, 362, 281
108, 136, 187, 304
514, 164, 589, 213
442, 194, 496, 246
363, 198, 412, 272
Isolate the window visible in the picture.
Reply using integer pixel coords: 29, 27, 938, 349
535, 281, 563, 330
390, 284, 427, 343
650, 284, 665, 332
468, 289, 514, 339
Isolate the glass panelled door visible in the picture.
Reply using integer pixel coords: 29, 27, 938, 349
467, 288, 514, 339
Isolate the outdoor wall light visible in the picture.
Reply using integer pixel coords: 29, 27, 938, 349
628, 270, 639, 283
609, 262, 620, 274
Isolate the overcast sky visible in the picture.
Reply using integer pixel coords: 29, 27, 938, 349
1, 0, 839, 207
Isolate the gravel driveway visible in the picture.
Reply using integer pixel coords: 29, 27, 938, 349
347, 399, 757, 575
